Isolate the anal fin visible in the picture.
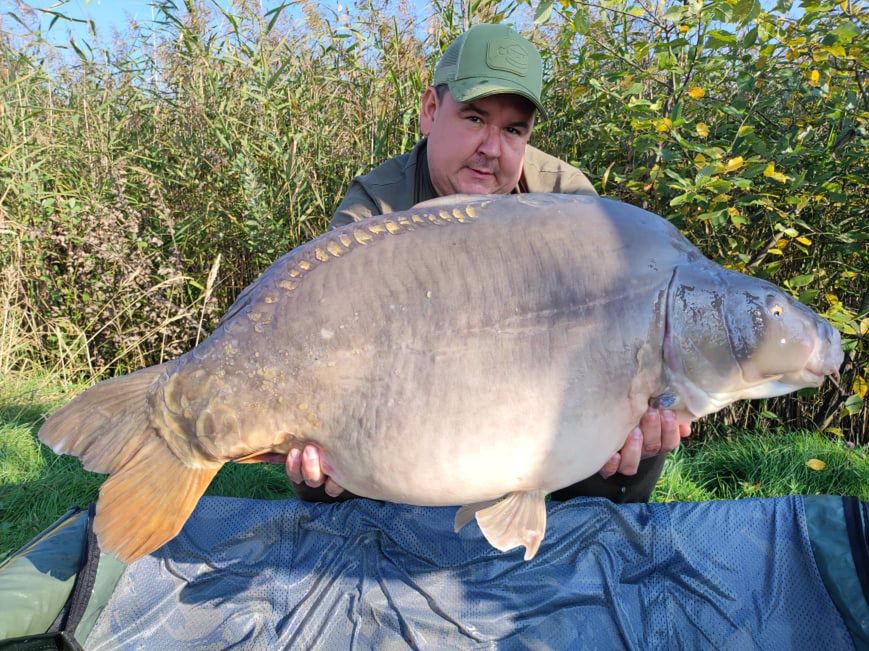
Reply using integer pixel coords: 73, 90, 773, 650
454, 490, 548, 561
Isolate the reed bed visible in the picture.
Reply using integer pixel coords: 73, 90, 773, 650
0, 0, 865, 440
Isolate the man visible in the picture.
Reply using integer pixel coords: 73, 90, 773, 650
286, 23, 690, 504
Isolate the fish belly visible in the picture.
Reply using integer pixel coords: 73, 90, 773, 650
307, 326, 645, 505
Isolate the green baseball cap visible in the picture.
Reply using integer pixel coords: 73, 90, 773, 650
433, 24, 546, 119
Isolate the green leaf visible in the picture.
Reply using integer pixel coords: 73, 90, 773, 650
534, 0, 555, 24
664, 5, 685, 21
265, 3, 289, 34
843, 395, 864, 416
831, 22, 860, 45
696, 209, 728, 226
706, 29, 737, 48
787, 273, 815, 288
572, 9, 588, 34
733, 0, 759, 24
742, 163, 768, 178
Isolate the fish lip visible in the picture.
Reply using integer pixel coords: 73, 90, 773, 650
783, 364, 830, 388
800, 369, 827, 386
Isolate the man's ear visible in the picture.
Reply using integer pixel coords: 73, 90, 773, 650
419, 87, 438, 136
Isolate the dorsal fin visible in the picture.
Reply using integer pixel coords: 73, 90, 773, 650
412, 194, 496, 210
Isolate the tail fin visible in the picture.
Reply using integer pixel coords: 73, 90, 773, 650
38, 363, 222, 562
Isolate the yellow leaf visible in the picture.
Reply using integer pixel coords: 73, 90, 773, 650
768, 248, 783, 256
763, 162, 789, 183
655, 117, 673, 133
711, 193, 731, 204
839, 0, 847, 11
854, 376, 868, 399
809, 69, 820, 86
696, 122, 709, 138
694, 153, 707, 166
796, 236, 812, 245
786, 48, 799, 61
861, 317, 869, 335
723, 156, 744, 173
687, 86, 706, 99
806, 458, 827, 471
826, 293, 840, 305
679, 24, 690, 33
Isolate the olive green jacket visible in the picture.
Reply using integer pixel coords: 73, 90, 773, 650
330, 139, 597, 229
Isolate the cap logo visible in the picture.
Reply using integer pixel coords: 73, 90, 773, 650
486, 38, 528, 76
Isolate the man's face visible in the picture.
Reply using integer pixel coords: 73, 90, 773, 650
420, 88, 535, 196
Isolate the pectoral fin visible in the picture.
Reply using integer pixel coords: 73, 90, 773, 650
454, 490, 548, 561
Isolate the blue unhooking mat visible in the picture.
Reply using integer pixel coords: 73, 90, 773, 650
76, 495, 868, 650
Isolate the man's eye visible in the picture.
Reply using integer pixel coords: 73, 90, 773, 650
466, 115, 482, 124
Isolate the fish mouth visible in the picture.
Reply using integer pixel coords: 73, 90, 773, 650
793, 367, 827, 387
782, 355, 842, 389
802, 325, 844, 385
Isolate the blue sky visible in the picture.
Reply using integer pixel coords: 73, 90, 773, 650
12, 0, 160, 38
4, 1, 334, 47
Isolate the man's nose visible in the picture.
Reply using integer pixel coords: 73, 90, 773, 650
477, 125, 501, 158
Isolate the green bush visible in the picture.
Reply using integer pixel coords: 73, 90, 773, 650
0, 0, 865, 440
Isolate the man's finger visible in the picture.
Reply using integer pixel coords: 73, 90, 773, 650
599, 452, 621, 479
679, 422, 692, 438
639, 408, 662, 458
286, 448, 303, 484
324, 478, 345, 497
659, 410, 680, 453
302, 445, 324, 487
618, 428, 643, 476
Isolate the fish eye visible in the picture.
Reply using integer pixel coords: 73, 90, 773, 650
770, 304, 784, 318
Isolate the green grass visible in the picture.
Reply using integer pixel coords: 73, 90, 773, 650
2, 372, 866, 560
653, 428, 869, 503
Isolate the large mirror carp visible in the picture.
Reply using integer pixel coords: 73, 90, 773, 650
39, 194, 843, 562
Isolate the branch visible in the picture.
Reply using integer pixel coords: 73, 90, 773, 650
747, 231, 784, 270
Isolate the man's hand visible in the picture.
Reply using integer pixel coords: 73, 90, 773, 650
598, 408, 691, 479
285, 444, 345, 498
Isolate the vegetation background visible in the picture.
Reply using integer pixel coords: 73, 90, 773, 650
0, 0, 866, 554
